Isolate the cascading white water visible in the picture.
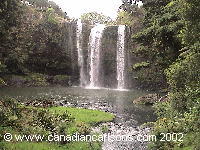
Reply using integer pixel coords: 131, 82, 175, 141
116, 25, 126, 89
76, 20, 86, 86
88, 24, 106, 88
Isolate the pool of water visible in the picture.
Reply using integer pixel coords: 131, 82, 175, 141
0, 86, 156, 125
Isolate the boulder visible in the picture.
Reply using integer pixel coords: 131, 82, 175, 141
133, 93, 160, 105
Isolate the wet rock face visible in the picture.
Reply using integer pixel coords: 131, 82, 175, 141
81, 23, 92, 85
101, 26, 118, 88
60, 21, 79, 84
133, 93, 161, 105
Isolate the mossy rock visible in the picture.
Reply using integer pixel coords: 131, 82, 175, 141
133, 93, 160, 105
52, 75, 71, 86
4, 75, 29, 86
27, 73, 48, 86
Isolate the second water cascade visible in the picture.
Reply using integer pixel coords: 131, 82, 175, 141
88, 24, 106, 88
116, 25, 126, 90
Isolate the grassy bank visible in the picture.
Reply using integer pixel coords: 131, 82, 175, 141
49, 107, 114, 125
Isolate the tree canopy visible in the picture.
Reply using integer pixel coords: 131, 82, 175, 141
81, 11, 112, 25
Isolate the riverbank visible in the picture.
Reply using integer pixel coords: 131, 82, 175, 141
0, 97, 115, 150
0, 74, 73, 87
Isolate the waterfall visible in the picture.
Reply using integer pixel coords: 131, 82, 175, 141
116, 25, 126, 89
76, 20, 86, 86
88, 24, 106, 88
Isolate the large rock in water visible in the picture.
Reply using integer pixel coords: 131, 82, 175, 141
133, 93, 160, 105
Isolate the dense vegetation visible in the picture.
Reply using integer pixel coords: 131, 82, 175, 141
0, 0, 76, 87
121, 0, 200, 149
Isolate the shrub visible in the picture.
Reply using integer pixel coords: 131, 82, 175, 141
28, 73, 48, 86
132, 61, 150, 70
0, 97, 74, 142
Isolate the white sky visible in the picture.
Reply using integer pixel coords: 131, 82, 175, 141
51, 0, 122, 19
